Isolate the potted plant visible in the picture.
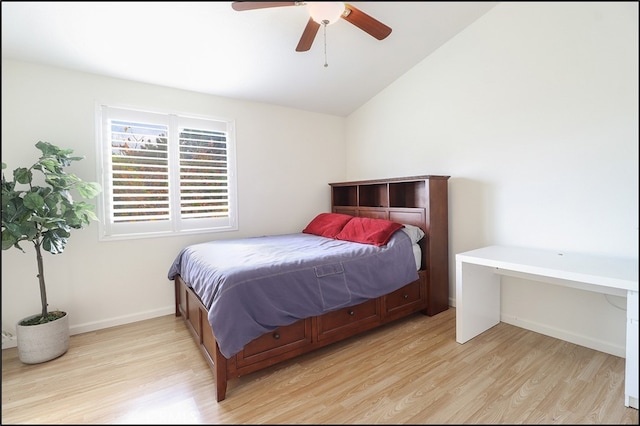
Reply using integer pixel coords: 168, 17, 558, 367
1, 141, 101, 364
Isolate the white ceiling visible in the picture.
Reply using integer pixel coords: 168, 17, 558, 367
1, 1, 498, 117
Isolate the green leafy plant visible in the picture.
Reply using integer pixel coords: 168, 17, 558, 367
1, 141, 102, 325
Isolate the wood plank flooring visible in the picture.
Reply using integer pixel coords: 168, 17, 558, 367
2, 308, 638, 424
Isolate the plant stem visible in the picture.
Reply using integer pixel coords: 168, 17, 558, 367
34, 240, 48, 319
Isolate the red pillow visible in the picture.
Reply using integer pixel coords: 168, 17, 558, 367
302, 213, 354, 238
334, 217, 404, 246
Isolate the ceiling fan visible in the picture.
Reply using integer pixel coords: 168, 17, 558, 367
231, 2, 392, 52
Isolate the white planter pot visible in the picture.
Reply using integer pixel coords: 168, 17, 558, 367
16, 312, 70, 364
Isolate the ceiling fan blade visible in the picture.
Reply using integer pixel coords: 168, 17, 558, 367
342, 3, 392, 40
296, 17, 320, 52
231, 2, 297, 12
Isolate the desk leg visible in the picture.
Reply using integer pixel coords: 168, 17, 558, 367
625, 290, 638, 409
456, 261, 501, 344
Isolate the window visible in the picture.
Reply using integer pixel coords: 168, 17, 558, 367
97, 105, 237, 240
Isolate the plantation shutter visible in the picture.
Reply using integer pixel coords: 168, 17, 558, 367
110, 119, 170, 224
98, 106, 237, 239
175, 116, 233, 231
179, 128, 228, 219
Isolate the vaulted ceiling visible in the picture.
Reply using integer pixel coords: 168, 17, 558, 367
1, 2, 498, 116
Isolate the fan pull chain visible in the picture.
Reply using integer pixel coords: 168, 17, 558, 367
322, 21, 329, 67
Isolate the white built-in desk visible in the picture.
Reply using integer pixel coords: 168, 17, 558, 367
455, 245, 639, 409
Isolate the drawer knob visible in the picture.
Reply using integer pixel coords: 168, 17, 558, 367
273, 332, 280, 339
403, 294, 409, 299
348, 310, 355, 316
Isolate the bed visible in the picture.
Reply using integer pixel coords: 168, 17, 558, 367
168, 175, 450, 402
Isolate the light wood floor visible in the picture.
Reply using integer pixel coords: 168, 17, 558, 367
2, 307, 638, 424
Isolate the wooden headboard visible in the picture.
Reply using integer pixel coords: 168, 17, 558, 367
329, 175, 450, 315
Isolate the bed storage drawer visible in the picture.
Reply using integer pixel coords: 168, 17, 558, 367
316, 299, 381, 341
236, 318, 312, 367
384, 279, 424, 320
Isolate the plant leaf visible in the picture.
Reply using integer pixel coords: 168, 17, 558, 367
77, 181, 102, 199
23, 192, 44, 210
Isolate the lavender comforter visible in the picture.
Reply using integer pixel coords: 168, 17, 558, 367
167, 230, 418, 358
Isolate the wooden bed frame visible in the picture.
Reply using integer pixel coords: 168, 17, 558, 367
173, 175, 450, 401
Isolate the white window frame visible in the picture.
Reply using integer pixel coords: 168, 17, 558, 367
95, 103, 238, 241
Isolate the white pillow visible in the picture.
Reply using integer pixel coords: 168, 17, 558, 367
401, 224, 425, 244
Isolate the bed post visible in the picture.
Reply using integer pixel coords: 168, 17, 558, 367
174, 279, 182, 317
215, 342, 228, 402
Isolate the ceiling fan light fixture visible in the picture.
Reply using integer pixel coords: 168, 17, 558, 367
307, 2, 345, 26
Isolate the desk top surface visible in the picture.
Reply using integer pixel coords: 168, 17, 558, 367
456, 245, 638, 292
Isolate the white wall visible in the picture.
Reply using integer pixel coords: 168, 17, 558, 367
1, 60, 346, 345
345, 2, 638, 356
2, 2, 637, 358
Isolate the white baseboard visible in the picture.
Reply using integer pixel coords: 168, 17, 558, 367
5, 305, 625, 359
501, 313, 625, 358
1, 306, 175, 351
2, 332, 17, 350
